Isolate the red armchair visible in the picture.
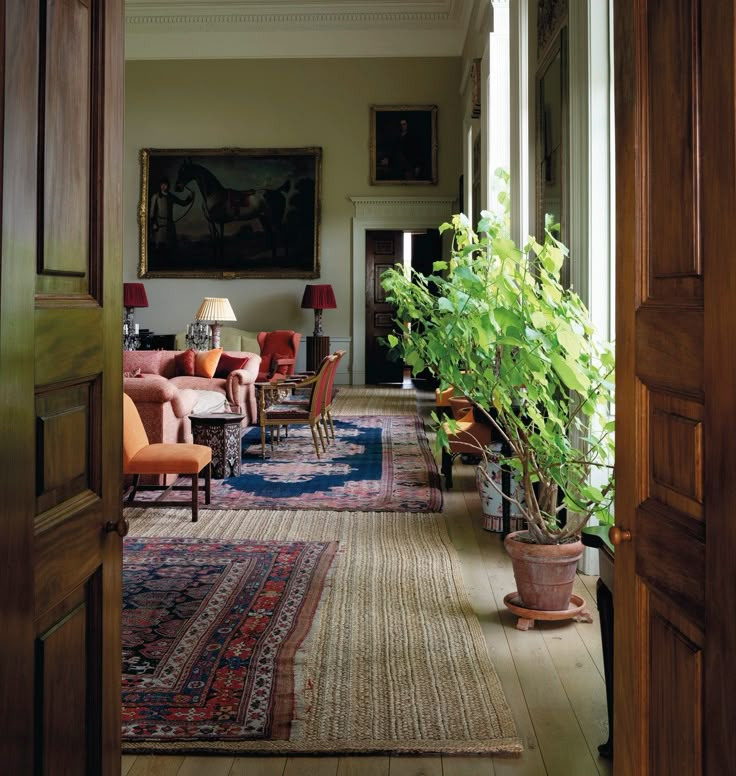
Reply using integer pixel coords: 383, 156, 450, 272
256, 330, 302, 381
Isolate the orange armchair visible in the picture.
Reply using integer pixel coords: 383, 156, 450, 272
123, 393, 212, 522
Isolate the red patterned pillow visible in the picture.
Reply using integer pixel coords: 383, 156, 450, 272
215, 353, 248, 378
174, 349, 196, 376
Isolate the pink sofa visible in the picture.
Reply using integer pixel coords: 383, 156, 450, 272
123, 349, 261, 446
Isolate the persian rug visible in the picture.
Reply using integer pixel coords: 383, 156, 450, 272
122, 536, 337, 752
124, 508, 522, 755
132, 415, 442, 512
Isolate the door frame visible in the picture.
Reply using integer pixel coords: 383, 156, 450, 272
349, 196, 454, 385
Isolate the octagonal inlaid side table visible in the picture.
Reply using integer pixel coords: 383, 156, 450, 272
190, 413, 245, 478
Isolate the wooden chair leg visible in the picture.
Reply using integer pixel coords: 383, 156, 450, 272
310, 425, 322, 458
327, 409, 336, 440
127, 474, 141, 502
261, 423, 267, 460
191, 472, 199, 523
316, 421, 327, 452
204, 463, 211, 504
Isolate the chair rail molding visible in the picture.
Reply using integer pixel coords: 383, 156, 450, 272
349, 196, 456, 385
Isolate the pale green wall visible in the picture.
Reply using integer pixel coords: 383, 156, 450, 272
124, 57, 463, 340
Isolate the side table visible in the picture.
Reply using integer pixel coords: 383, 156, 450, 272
190, 413, 245, 478
306, 335, 330, 372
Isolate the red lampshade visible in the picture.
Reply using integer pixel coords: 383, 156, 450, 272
301, 284, 336, 310
123, 282, 149, 308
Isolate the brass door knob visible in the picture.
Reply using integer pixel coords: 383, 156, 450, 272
609, 525, 632, 545
105, 517, 129, 538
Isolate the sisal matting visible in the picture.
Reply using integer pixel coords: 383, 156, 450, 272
331, 385, 418, 416
126, 507, 521, 754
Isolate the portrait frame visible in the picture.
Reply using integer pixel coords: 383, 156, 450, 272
370, 105, 438, 185
138, 147, 322, 279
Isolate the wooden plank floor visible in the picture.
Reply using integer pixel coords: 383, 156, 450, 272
123, 389, 612, 776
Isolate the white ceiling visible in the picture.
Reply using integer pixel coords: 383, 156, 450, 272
125, 0, 477, 60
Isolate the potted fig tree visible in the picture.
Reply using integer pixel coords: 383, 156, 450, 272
381, 204, 615, 613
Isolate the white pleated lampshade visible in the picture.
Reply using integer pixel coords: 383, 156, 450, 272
195, 297, 237, 322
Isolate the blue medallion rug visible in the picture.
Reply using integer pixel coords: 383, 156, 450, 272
130, 415, 442, 512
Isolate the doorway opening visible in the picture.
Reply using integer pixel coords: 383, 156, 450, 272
364, 228, 442, 386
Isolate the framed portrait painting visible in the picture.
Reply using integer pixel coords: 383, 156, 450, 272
138, 147, 321, 279
370, 105, 438, 185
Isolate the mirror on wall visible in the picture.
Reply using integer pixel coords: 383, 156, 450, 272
536, 28, 567, 249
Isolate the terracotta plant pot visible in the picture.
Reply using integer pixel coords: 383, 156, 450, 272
504, 530, 585, 611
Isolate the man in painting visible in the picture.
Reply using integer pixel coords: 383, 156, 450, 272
149, 177, 192, 261
378, 116, 428, 181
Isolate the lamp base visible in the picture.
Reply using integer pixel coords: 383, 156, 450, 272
211, 322, 222, 349
306, 335, 330, 372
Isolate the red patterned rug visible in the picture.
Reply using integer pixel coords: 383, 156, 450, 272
121, 536, 337, 753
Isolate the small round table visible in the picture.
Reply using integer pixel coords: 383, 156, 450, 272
190, 413, 245, 478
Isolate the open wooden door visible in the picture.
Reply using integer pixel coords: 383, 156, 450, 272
0, 1, 124, 773
614, 1, 736, 773
365, 230, 404, 385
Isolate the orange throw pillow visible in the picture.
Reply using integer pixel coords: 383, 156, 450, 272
174, 349, 196, 376
195, 348, 223, 378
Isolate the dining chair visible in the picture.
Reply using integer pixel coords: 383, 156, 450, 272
123, 393, 212, 522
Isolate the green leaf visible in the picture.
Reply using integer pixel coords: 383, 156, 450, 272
551, 353, 589, 392
557, 327, 582, 358
387, 334, 399, 348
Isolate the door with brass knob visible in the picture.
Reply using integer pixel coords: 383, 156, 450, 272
615, 0, 736, 772
0, 1, 125, 772
608, 526, 631, 546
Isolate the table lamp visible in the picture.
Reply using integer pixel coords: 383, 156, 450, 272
195, 297, 237, 349
123, 282, 149, 349
301, 284, 337, 336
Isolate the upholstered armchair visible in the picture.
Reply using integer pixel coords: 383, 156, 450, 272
256, 330, 302, 381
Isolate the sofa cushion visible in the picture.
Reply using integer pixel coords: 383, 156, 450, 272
190, 389, 229, 415
123, 350, 162, 376
215, 352, 248, 378
175, 349, 196, 376
195, 348, 223, 378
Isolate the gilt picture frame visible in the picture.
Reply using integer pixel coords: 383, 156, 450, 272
370, 105, 438, 185
138, 147, 322, 279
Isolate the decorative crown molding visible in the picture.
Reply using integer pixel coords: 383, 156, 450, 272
125, 1, 467, 28
125, 0, 472, 59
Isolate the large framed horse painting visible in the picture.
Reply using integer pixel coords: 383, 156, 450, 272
138, 147, 322, 278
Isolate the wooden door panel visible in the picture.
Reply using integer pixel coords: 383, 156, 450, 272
648, 591, 703, 776
40, 0, 92, 283
635, 308, 703, 395
616, 0, 736, 771
645, 0, 702, 296
1, 0, 123, 773
37, 593, 93, 776
647, 390, 703, 520
365, 230, 403, 384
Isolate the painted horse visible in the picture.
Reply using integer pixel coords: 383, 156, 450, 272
175, 159, 288, 260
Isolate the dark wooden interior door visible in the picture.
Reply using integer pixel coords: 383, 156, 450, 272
614, 1, 736, 773
0, 1, 124, 773
365, 230, 404, 384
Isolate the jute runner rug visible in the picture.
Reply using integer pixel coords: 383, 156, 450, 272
331, 385, 418, 416
125, 507, 521, 755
